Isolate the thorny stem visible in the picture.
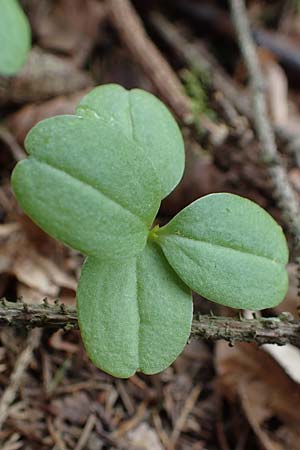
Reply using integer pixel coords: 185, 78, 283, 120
0, 299, 299, 348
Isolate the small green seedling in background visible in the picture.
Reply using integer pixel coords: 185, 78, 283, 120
0, 0, 31, 76
11, 84, 289, 378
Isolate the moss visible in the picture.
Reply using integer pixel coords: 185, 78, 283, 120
181, 68, 217, 135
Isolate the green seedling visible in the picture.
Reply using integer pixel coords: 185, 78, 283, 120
11, 84, 289, 378
0, 0, 31, 76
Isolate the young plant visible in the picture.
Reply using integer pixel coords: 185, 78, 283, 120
11, 84, 289, 378
0, 0, 31, 76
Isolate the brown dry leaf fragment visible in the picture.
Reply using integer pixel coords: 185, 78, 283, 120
261, 52, 289, 127
74, 413, 96, 450
167, 384, 202, 450
161, 149, 225, 217
113, 401, 148, 439
239, 380, 284, 450
17, 214, 64, 257
18, 283, 76, 307
116, 380, 135, 416
7, 90, 90, 145
52, 392, 91, 425
49, 330, 78, 354
288, 168, 300, 194
0, 48, 92, 105
29, 0, 106, 66
0, 221, 76, 297
263, 344, 300, 384
16, 284, 51, 305
275, 263, 300, 317
163, 374, 192, 425
0, 224, 21, 273
216, 342, 300, 450
0, 222, 20, 274
0, 224, 21, 238
47, 418, 67, 450
174, 333, 212, 375
126, 423, 163, 450
1, 433, 23, 450
13, 247, 76, 297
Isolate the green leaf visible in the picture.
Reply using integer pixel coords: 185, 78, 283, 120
77, 84, 185, 198
0, 0, 31, 76
156, 193, 289, 310
77, 242, 192, 378
12, 111, 161, 259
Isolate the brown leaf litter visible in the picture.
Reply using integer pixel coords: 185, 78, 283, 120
216, 342, 300, 450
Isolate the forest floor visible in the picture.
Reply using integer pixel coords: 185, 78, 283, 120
1, 1, 300, 449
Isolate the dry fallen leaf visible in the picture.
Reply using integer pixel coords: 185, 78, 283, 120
13, 247, 76, 297
52, 392, 91, 425
275, 263, 300, 317
263, 343, 300, 383
0, 220, 76, 299
264, 57, 289, 127
126, 423, 163, 450
49, 330, 78, 354
216, 342, 300, 450
0, 48, 92, 105
29, 0, 105, 65
161, 148, 225, 216
7, 90, 90, 145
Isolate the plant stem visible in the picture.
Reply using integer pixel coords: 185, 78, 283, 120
1, 299, 299, 347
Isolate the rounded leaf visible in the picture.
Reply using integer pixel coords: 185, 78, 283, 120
77, 84, 185, 198
157, 193, 289, 310
77, 242, 193, 378
0, 0, 31, 76
12, 111, 161, 259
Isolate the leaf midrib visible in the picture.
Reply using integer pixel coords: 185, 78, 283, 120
30, 157, 147, 229
160, 234, 285, 266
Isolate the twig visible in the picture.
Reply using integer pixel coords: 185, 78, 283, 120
113, 401, 148, 439
106, 0, 228, 146
74, 413, 96, 450
0, 329, 41, 431
0, 300, 78, 330
167, 384, 201, 450
229, 0, 300, 249
0, 126, 26, 161
158, 5, 300, 155
1, 432, 23, 450
107, 0, 191, 123
150, 13, 251, 131
47, 418, 67, 450
191, 313, 299, 346
174, 1, 300, 86
0, 301, 299, 347
152, 412, 170, 449
107, 0, 228, 146
151, 13, 300, 238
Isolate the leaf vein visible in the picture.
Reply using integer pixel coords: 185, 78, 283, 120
30, 157, 147, 228
164, 234, 283, 265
